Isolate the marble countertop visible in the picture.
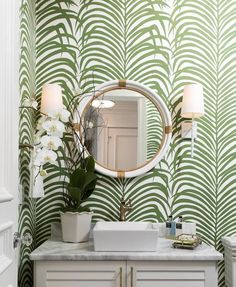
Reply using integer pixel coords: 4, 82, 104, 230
30, 238, 222, 261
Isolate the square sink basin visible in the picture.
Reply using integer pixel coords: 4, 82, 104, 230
93, 222, 158, 251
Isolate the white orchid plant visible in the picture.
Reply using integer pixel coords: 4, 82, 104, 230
23, 96, 71, 181
21, 90, 100, 200
32, 107, 71, 179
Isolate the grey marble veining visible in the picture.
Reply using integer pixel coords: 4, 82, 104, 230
30, 238, 222, 261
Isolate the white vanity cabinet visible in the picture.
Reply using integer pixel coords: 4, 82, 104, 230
30, 239, 222, 287
34, 259, 218, 287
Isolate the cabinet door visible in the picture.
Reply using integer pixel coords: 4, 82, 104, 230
34, 261, 126, 287
127, 261, 218, 287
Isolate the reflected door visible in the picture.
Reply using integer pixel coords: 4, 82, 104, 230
107, 128, 138, 170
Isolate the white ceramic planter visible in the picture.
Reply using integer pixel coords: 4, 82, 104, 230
60, 211, 93, 243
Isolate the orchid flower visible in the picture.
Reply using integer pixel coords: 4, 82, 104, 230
37, 115, 47, 130
41, 135, 62, 150
31, 102, 70, 190
42, 119, 65, 137
49, 108, 70, 123
34, 148, 57, 165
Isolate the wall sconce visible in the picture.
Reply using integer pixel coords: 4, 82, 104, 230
40, 83, 63, 115
181, 83, 204, 157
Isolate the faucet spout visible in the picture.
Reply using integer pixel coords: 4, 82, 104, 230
119, 197, 132, 221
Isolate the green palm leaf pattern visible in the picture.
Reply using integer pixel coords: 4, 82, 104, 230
19, 0, 236, 286
80, 0, 172, 227
79, 0, 170, 91
34, 0, 80, 244
19, 1, 36, 286
169, 1, 236, 286
146, 100, 163, 160
19, 0, 80, 286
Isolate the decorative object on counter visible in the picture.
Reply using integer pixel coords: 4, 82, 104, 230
181, 83, 204, 157
175, 216, 183, 236
165, 215, 172, 238
165, 215, 176, 239
172, 234, 202, 250
170, 216, 176, 237
60, 156, 97, 243
21, 81, 106, 240
165, 215, 196, 239
60, 211, 93, 243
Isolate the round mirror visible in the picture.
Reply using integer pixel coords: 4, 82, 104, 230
74, 80, 172, 178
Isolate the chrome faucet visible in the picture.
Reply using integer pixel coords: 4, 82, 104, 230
119, 196, 132, 221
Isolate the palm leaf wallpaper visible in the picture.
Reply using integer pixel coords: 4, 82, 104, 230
19, 1, 36, 286
19, 0, 236, 286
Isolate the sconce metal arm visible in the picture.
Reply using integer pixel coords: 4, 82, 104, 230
19, 143, 34, 150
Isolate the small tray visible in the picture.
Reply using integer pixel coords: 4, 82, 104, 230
172, 234, 202, 250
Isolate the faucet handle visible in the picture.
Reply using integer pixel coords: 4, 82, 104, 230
120, 196, 132, 206
120, 195, 125, 203
127, 199, 132, 207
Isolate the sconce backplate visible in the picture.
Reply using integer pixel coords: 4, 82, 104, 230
181, 122, 197, 139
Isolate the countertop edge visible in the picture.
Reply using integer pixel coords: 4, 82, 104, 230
30, 254, 223, 261
30, 240, 223, 262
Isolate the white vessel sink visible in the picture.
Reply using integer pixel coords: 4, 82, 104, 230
93, 222, 158, 251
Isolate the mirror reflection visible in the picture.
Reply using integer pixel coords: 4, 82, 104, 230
81, 88, 163, 171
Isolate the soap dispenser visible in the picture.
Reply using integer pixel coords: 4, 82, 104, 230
169, 216, 176, 238
175, 216, 183, 237
166, 215, 173, 238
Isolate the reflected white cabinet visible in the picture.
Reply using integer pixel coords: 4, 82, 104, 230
34, 260, 218, 287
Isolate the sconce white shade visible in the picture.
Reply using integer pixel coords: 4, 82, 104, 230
40, 83, 63, 115
181, 84, 204, 118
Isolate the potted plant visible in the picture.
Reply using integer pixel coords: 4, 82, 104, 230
22, 85, 99, 243
60, 155, 97, 243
